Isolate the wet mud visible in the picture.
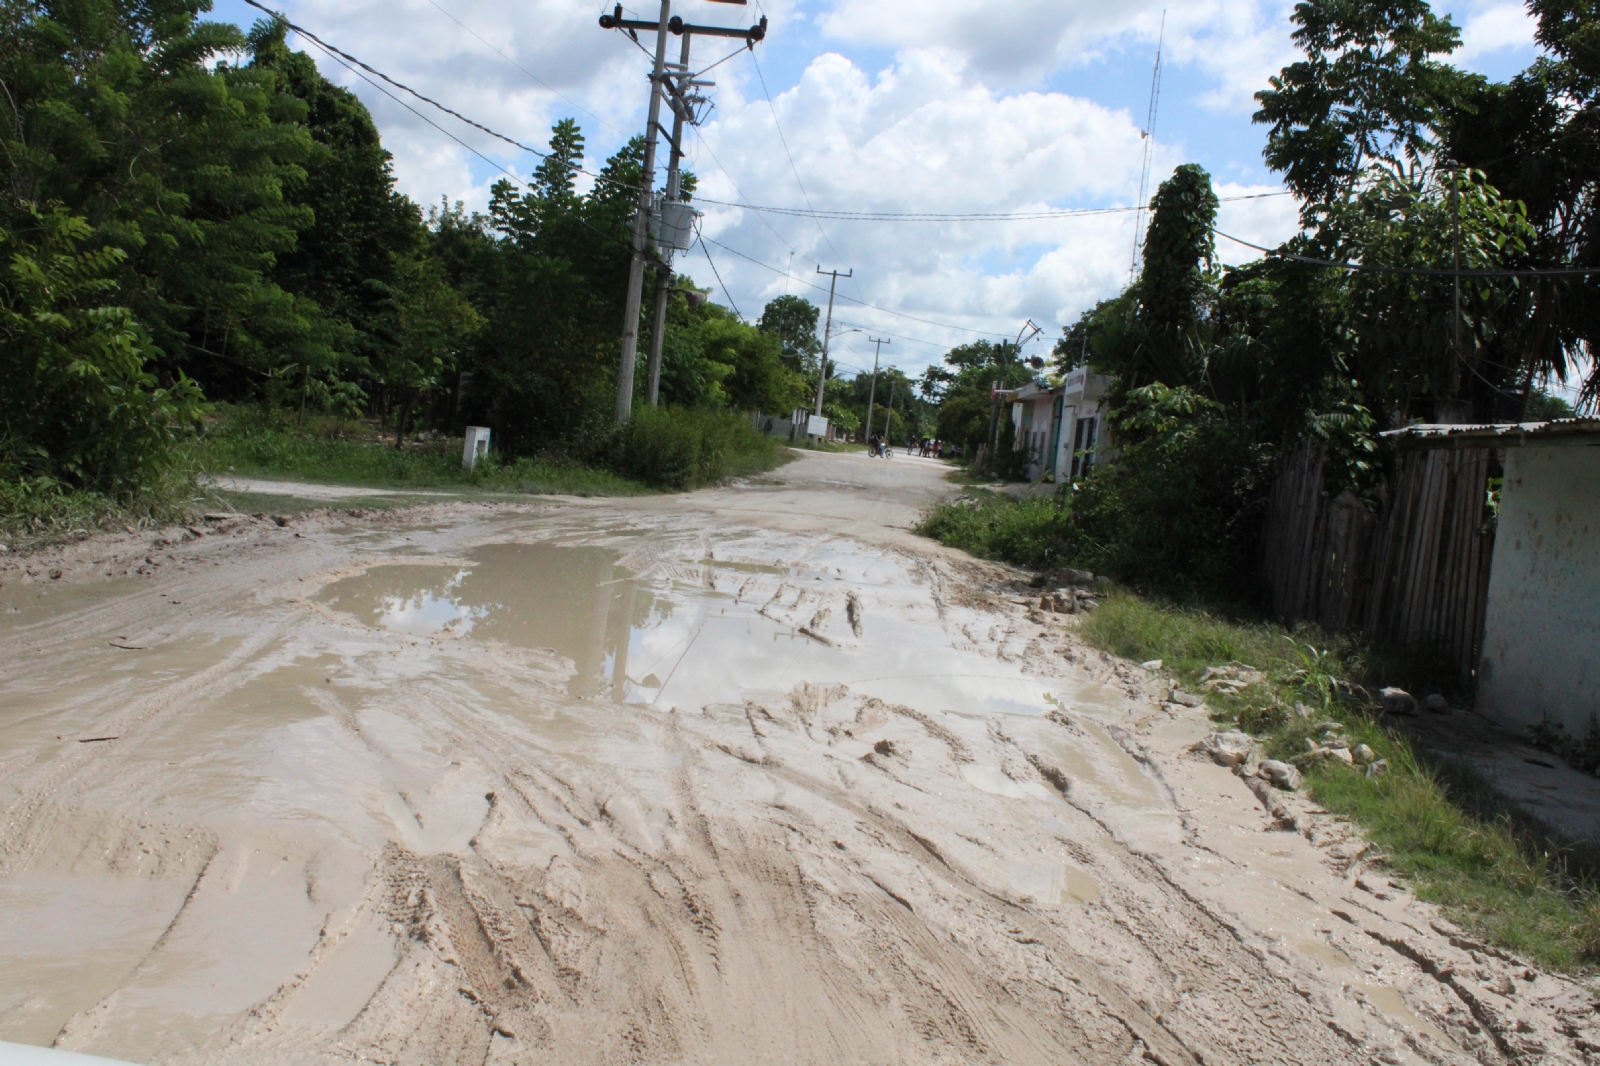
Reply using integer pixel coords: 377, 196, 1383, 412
2, 451, 1597, 1065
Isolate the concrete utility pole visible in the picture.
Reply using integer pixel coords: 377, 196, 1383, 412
646, 30, 694, 408
813, 266, 851, 417
862, 336, 890, 442
884, 379, 897, 446
599, 2, 767, 422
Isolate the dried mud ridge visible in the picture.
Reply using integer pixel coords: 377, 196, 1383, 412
2, 496, 1599, 1066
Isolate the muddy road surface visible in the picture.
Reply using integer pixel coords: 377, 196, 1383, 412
2, 451, 1595, 1066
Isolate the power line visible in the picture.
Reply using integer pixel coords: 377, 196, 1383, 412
241, 0, 640, 195
749, 49, 843, 263
701, 235, 1010, 338
1216, 230, 1600, 277
687, 125, 798, 253
696, 230, 742, 318
292, 33, 641, 267
422, 0, 622, 136
694, 191, 1290, 222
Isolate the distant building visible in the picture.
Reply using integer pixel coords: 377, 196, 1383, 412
1001, 367, 1113, 481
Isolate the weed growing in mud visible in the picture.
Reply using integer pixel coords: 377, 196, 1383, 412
1079, 592, 1600, 973
915, 491, 1071, 569
192, 405, 790, 496
0, 471, 202, 549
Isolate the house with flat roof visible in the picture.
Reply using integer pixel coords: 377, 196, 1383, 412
1003, 367, 1113, 482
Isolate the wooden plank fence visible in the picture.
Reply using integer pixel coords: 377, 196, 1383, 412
1262, 442, 1495, 681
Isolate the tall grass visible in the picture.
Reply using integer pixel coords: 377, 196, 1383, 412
0, 472, 199, 547
604, 405, 785, 489
195, 405, 787, 495
915, 492, 1071, 568
1078, 593, 1600, 970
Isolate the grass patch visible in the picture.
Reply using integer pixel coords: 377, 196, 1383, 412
0, 472, 200, 549
194, 410, 648, 495
194, 405, 790, 496
916, 491, 1070, 568
1077, 592, 1600, 971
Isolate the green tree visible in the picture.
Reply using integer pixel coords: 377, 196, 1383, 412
377, 254, 483, 447
1255, 0, 1465, 203
246, 18, 424, 410
1, 208, 204, 492
758, 295, 821, 372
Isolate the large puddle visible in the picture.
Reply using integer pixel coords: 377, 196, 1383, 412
320, 539, 1059, 716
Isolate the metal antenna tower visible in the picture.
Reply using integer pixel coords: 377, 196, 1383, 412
1129, 10, 1166, 282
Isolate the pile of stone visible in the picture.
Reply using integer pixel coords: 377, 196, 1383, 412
1292, 721, 1389, 778
1194, 725, 1390, 793
1029, 568, 1099, 614
1377, 686, 1455, 716
1199, 661, 1267, 696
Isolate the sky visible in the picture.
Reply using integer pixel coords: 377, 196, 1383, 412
208, 0, 1543, 382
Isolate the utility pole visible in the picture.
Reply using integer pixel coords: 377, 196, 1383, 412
885, 380, 898, 448
1129, 10, 1166, 283
646, 31, 693, 407
862, 336, 890, 442
813, 266, 851, 417
599, 2, 766, 421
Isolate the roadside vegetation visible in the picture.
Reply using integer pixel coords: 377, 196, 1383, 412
1, 3, 799, 538
920, 487, 1600, 970
198, 404, 783, 496
1079, 593, 1600, 972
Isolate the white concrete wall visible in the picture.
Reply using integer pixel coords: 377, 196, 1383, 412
1477, 445, 1600, 736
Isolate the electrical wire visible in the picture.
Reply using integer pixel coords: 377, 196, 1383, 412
293, 33, 639, 263
694, 192, 1288, 221
1216, 230, 1600, 277
695, 229, 742, 318
241, 0, 643, 196
749, 48, 843, 264
422, 0, 622, 136
687, 125, 798, 253
701, 235, 1009, 338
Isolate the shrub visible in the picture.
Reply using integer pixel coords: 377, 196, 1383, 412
1, 209, 205, 496
916, 493, 1071, 568
1063, 384, 1272, 599
604, 406, 781, 490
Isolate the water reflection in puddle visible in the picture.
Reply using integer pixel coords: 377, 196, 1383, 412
321, 539, 1060, 716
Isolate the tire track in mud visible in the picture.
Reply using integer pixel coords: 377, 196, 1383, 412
12, 480, 1593, 1064
0, 621, 286, 876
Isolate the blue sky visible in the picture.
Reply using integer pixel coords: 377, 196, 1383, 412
205, 0, 1544, 378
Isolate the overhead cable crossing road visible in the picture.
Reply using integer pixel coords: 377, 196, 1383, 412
1216, 230, 1600, 278
694, 191, 1290, 221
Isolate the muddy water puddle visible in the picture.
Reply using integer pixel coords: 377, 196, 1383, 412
320, 537, 1063, 717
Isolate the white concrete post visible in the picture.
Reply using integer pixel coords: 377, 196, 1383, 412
462, 427, 491, 471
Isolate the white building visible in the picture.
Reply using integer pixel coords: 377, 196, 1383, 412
1003, 367, 1113, 481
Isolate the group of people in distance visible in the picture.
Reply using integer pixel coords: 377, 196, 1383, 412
865, 435, 947, 459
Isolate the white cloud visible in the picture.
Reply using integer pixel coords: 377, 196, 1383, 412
1456, 1, 1538, 63
248, 0, 1304, 376
816, 0, 1298, 111
678, 49, 1299, 376
278, 0, 648, 206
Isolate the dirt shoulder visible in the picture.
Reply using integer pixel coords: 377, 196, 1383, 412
1, 450, 1594, 1065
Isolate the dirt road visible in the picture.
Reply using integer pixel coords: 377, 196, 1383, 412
2, 450, 1595, 1065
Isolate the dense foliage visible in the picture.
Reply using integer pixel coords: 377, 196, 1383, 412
927, 0, 1599, 601
1, 0, 806, 518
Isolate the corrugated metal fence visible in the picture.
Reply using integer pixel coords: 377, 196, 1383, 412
1262, 441, 1496, 680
